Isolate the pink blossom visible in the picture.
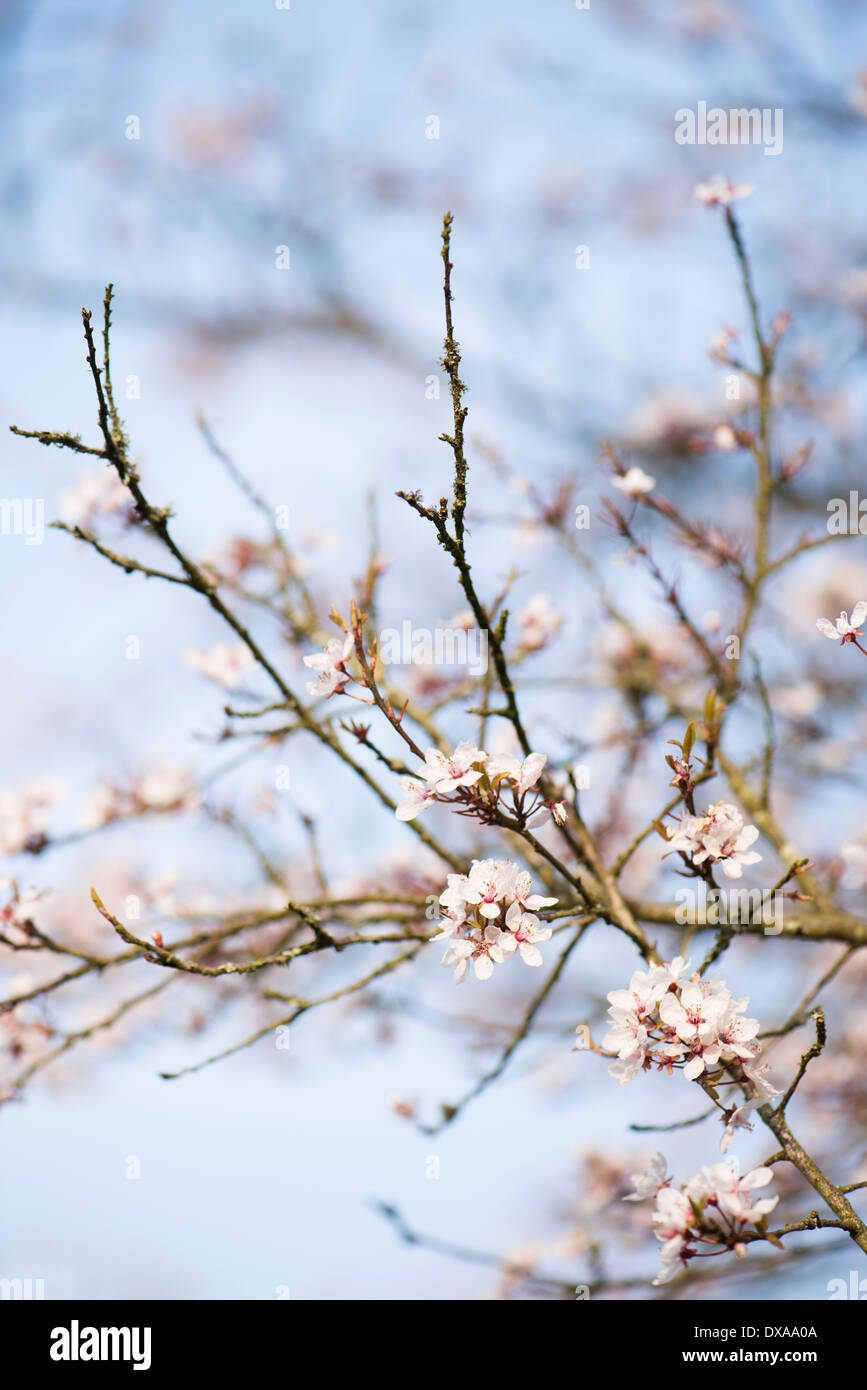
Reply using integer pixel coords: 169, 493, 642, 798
597, 958, 771, 1121
394, 778, 437, 822
816, 601, 867, 644
612, 466, 655, 497
419, 741, 486, 793
515, 593, 563, 651
184, 643, 255, 688
303, 636, 354, 697
628, 1156, 779, 1285
693, 175, 753, 207
624, 1152, 669, 1202
484, 751, 547, 796
0, 779, 65, 855
433, 859, 557, 982
60, 469, 131, 528
666, 802, 762, 878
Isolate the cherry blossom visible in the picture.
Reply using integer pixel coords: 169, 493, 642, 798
443, 609, 475, 631
392, 739, 558, 828
611, 466, 655, 497
666, 801, 762, 878
503, 902, 552, 965
627, 1156, 779, 1284
526, 798, 567, 829
515, 593, 563, 651
624, 1151, 669, 1202
80, 767, 198, 829
720, 1098, 762, 1155
740, 1060, 780, 1101
658, 980, 729, 1080
394, 778, 438, 823
712, 424, 737, 451
484, 751, 546, 796
59, 469, 132, 528
420, 741, 486, 793
0, 1010, 53, 1099
508, 869, 558, 915
594, 959, 773, 1141
394, 742, 486, 820
816, 601, 867, 648
439, 926, 512, 983
303, 635, 354, 697
0, 879, 45, 945
469, 858, 521, 916
0, 779, 66, 856
709, 326, 738, 362
432, 858, 557, 982
693, 175, 754, 208
184, 643, 255, 688
840, 835, 867, 890
138, 766, 197, 811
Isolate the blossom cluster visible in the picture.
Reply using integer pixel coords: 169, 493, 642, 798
396, 741, 564, 829
625, 1153, 778, 1284
601, 955, 775, 1100
80, 767, 199, 830
0, 1010, 53, 1103
514, 592, 562, 651
666, 801, 762, 879
303, 635, 354, 697
0, 779, 65, 857
434, 858, 557, 982
60, 468, 134, 529
0, 878, 44, 946
184, 643, 255, 689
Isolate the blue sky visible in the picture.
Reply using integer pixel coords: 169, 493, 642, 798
1, 0, 866, 1299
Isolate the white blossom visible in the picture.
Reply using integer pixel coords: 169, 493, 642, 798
433, 859, 556, 982
627, 1156, 779, 1285
59, 469, 130, 528
419, 741, 486, 793
624, 1152, 669, 1202
712, 424, 737, 451
666, 802, 762, 879
484, 751, 546, 795
515, 593, 563, 651
303, 635, 354, 697
816, 601, 867, 643
611, 466, 655, 497
392, 740, 556, 827
0, 779, 65, 855
597, 958, 772, 1132
394, 778, 437, 823
184, 643, 255, 688
693, 175, 753, 207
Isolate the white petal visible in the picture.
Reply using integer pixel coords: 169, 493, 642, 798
474, 954, 494, 981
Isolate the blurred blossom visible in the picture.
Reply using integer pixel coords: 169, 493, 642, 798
515, 593, 563, 651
